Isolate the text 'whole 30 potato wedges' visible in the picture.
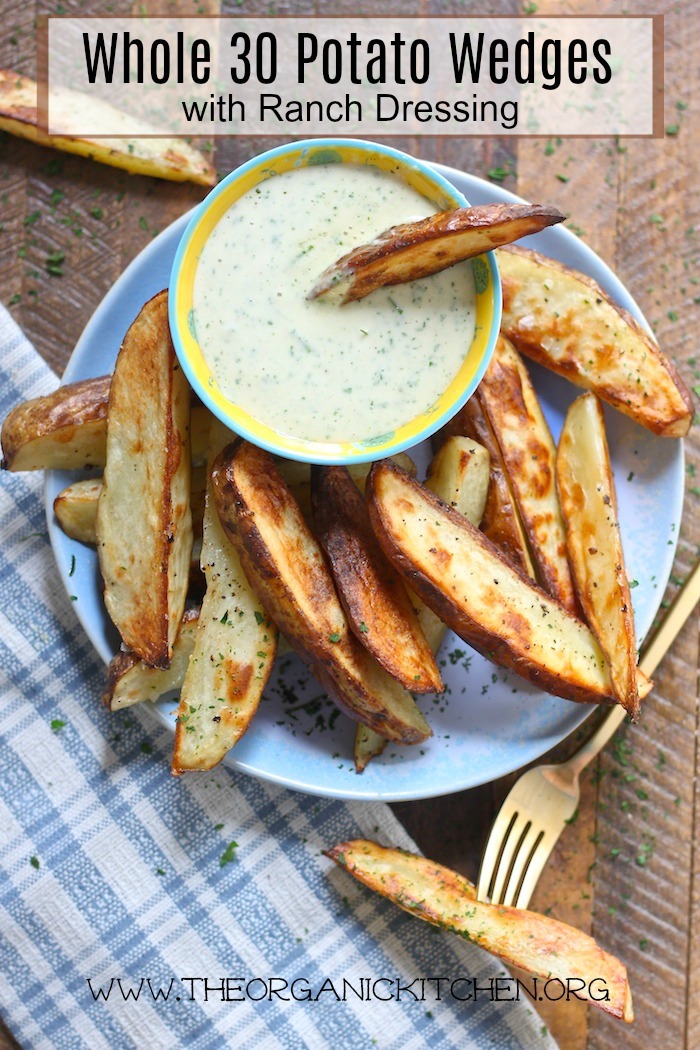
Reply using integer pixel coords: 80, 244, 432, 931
325, 840, 633, 1022
97, 291, 193, 669
311, 465, 443, 694
0, 69, 216, 186
211, 440, 431, 745
498, 244, 693, 437
557, 394, 640, 719
367, 460, 618, 705
308, 203, 564, 304
1, 375, 110, 472
478, 336, 576, 613
172, 421, 278, 774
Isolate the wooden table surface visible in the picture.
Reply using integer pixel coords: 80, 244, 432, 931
2, 1, 698, 1047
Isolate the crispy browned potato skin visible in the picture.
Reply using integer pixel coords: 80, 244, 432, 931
436, 394, 535, 577
0, 69, 216, 186
499, 244, 693, 437
478, 336, 577, 613
326, 839, 633, 1023
367, 460, 618, 705
311, 466, 443, 694
309, 203, 565, 304
103, 608, 200, 711
97, 291, 192, 669
211, 440, 431, 744
1, 376, 110, 471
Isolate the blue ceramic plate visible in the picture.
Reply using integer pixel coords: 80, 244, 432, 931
45, 163, 683, 802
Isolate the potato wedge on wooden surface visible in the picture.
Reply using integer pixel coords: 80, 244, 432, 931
367, 460, 618, 705
326, 840, 633, 1023
0, 69, 216, 186
1, 375, 110, 472
436, 395, 535, 578
354, 436, 490, 772
104, 609, 200, 712
211, 440, 431, 744
173, 424, 278, 774
308, 203, 564, 304
97, 291, 192, 668
557, 394, 640, 719
498, 245, 693, 437
312, 466, 442, 693
478, 336, 576, 613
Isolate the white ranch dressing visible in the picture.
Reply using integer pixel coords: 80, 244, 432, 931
192, 163, 477, 444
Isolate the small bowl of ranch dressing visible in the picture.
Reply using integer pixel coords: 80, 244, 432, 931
169, 138, 501, 464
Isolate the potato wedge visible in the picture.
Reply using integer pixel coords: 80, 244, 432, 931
367, 460, 618, 705
53, 477, 103, 544
97, 291, 192, 668
312, 466, 442, 693
308, 203, 564, 304
498, 245, 693, 437
0, 69, 216, 186
211, 440, 431, 744
354, 436, 490, 772
436, 394, 535, 577
1, 375, 110, 472
54, 463, 207, 545
103, 609, 200, 711
557, 394, 639, 718
326, 840, 633, 1023
478, 336, 576, 613
172, 424, 278, 774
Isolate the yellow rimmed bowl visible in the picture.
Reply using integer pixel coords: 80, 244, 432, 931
169, 138, 501, 464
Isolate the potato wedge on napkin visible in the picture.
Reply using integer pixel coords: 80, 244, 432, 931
97, 291, 193, 668
557, 394, 640, 719
0, 69, 216, 186
498, 245, 693, 437
367, 459, 618, 705
478, 336, 576, 613
172, 422, 278, 773
211, 440, 431, 745
312, 465, 443, 694
326, 840, 633, 1023
308, 203, 564, 304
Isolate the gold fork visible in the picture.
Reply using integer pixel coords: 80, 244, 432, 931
477, 558, 700, 909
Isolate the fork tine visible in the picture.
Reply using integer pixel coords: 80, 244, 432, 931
488, 815, 534, 906
477, 809, 518, 902
513, 828, 561, 910
499, 824, 545, 907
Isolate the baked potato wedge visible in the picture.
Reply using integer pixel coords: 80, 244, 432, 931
211, 440, 431, 745
54, 463, 207, 545
557, 394, 640, 719
326, 840, 633, 1023
436, 394, 535, 578
97, 291, 193, 668
1, 375, 110, 472
367, 460, 618, 705
478, 336, 576, 613
309, 203, 564, 304
103, 609, 200, 711
312, 465, 442, 693
0, 69, 216, 186
354, 436, 490, 772
498, 245, 693, 437
172, 424, 278, 774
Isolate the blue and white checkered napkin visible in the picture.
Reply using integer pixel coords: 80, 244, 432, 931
0, 306, 554, 1050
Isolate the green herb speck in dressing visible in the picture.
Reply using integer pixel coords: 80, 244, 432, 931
193, 164, 477, 443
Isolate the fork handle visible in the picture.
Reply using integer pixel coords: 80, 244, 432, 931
568, 558, 700, 777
